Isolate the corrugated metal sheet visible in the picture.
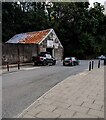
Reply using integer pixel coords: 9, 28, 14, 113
6, 29, 51, 44
6, 33, 28, 43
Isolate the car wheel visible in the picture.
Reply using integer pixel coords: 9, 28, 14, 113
34, 62, 38, 66
43, 60, 47, 66
71, 62, 74, 66
75, 62, 77, 65
53, 61, 56, 65
63, 63, 65, 66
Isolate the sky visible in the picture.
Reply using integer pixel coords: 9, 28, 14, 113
89, 0, 106, 6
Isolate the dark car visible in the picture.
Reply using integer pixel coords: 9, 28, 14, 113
32, 53, 56, 66
104, 58, 106, 65
63, 57, 79, 66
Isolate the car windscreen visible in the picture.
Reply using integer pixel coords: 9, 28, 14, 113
64, 57, 71, 60
71, 57, 76, 61
38, 54, 46, 57
46, 54, 52, 58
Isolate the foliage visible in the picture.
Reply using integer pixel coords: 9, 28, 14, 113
2, 2, 106, 59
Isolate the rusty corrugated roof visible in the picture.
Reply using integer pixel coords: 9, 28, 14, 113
6, 29, 51, 44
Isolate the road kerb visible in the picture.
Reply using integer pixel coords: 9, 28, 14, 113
16, 69, 90, 118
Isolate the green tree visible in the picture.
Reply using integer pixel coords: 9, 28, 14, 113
2, 2, 106, 59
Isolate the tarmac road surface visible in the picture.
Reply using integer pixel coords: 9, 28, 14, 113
2, 60, 99, 118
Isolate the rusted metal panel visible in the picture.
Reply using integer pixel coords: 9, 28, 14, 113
6, 29, 51, 44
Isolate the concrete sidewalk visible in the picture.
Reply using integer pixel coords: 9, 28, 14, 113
1, 62, 41, 74
17, 67, 104, 118
1, 60, 62, 74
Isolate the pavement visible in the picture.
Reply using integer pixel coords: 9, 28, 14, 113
1, 62, 40, 74
16, 66, 104, 118
1, 60, 63, 74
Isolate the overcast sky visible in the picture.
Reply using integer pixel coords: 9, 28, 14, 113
89, 0, 106, 6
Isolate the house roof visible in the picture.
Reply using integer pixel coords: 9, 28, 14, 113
6, 29, 51, 44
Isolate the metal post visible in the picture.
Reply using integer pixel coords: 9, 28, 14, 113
7, 62, 9, 71
98, 60, 100, 68
104, 59, 106, 65
17, 44, 20, 70
92, 61, 94, 69
89, 61, 91, 71
18, 61, 20, 70
18, 45, 19, 61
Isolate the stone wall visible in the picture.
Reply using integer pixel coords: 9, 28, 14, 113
2, 43, 38, 64
54, 47, 63, 60
2, 43, 63, 64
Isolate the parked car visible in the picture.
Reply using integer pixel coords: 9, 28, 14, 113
97, 55, 106, 60
32, 53, 56, 66
104, 58, 106, 65
63, 57, 79, 66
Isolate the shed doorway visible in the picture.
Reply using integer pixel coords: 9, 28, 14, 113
46, 48, 53, 56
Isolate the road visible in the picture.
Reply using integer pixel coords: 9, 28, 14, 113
2, 60, 91, 118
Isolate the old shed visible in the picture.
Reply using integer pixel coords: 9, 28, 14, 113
2, 29, 63, 64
